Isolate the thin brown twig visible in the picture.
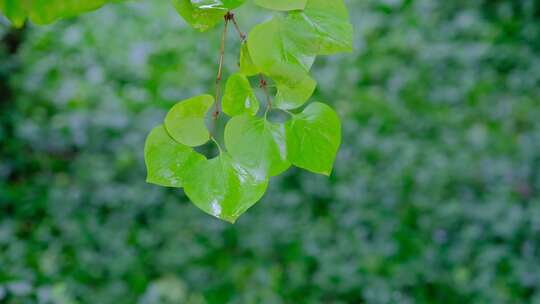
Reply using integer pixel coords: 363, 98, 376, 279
211, 12, 232, 135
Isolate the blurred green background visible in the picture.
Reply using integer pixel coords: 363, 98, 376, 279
1, 0, 540, 303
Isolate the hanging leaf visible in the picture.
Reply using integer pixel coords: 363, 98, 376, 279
144, 125, 205, 188
225, 115, 290, 177
222, 73, 259, 117
247, 16, 315, 85
183, 153, 268, 223
164, 94, 214, 147
275, 74, 317, 110
285, 102, 341, 175
173, 0, 245, 32
239, 42, 259, 76
287, 0, 353, 55
253, 0, 307, 11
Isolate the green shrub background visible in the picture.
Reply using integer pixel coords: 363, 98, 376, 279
1, 0, 539, 303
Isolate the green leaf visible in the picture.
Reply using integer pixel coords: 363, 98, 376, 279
0, 0, 124, 26
285, 102, 341, 175
0, 0, 26, 27
287, 0, 353, 54
247, 16, 315, 85
173, 0, 245, 32
239, 42, 259, 76
253, 0, 307, 11
164, 94, 214, 147
225, 115, 290, 177
144, 125, 205, 188
183, 153, 268, 223
222, 73, 259, 117
275, 74, 317, 110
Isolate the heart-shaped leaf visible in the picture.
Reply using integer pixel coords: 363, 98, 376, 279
144, 125, 205, 188
225, 115, 290, 176
164, 94, 214, 147
222, 73, 259, 117
183, 153, 268, 223
285, 102, 341, 175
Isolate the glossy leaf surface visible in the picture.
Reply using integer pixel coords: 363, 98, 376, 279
225, 115, 290, 176
222, 73, 259, 116
183, 154, 268, 223
144, 125, 205, 188
164, 94, 214, 147
285, 102, 341, 175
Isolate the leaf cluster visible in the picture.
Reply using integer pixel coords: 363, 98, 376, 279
144, 0, 353, 222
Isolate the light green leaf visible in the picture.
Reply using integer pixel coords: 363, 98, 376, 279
275, 74, 317, 110
222, 73, 259, 117
239, 42, 259, 76
247, 16, 315, 85
285, 102, 341, 175
183, 153, 268, 223
287, 0, 353, 54
225, 115, 290, 177
144, 125, 205, 188
164, 94, 214, 147
253, 0, 306, 11
173, 0, 245, 32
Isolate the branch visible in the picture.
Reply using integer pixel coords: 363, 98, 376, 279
211, 12, 232, 135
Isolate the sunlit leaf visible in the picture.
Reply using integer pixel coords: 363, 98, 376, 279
285, 102, 341, 175
144, 125, 205, 188
164, 94, 214, 147
222, 73, 259, 116
225, 115, 290, 176
183, 153, 268, 223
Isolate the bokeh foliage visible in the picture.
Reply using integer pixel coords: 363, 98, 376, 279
1, 0, 540, 303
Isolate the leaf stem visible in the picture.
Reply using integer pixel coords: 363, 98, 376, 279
211, 12, 232, 136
